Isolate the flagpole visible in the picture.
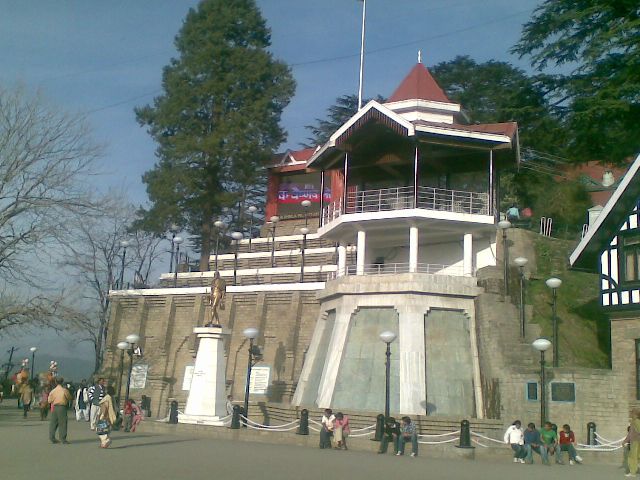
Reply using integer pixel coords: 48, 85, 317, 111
357, 0, 367, 110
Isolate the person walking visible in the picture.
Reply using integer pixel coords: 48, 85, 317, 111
20, 381, 34, 418
97, 386, 117, 448
504, 420, 526, 463
333, 412, 350, 450
129, 399, 143, 432
627, 408, 640, 477
88, 377, 106, 430
47, 378, 72, 444
397, 416, 419, 457
39, 387, 50, 421
74, 381, 89, 421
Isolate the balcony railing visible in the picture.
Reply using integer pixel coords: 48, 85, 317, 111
327, 262, 464, 279
322, 185, 490, 225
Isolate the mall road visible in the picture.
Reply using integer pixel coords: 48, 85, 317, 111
0, 404, 622, 480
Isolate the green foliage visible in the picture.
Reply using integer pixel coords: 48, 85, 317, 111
135, 0, 295, 267
528, 236, 610, 368
431, 55, 568, 156
513, 0, 640, 164
303, 94, 385, 147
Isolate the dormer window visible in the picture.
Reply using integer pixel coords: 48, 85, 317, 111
622, 233, 640, 283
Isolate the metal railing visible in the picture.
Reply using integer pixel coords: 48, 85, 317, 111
327, 262, 465, 279
322, 185, 490, 225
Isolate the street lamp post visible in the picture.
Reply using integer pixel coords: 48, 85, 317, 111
514, 257, 528, 338
213, 220, 225, 271
270, 216, 279, 267
119, 240, 129, 289
29, 347, 37, 382
116, 341, 128, 405
497, 220, 511, 296
231, 231, 243, 285
124, 334, 140, 403
532, 338, 552, 427
168, 224, 179, 274
247, 206, 257, 252
173, 236, 183, 287
300, 227, 309, 282
379, 331, 397, 418
242, 327, 259, 424
301, 200, 311, 227
546, 277, 562, 367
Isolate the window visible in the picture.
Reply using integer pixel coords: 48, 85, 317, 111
551, 382, 576, 402
622, 234, 640, 283
526, 381, 538, 401
636, 340, 640, 400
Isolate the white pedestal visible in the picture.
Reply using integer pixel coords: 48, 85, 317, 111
179, 326, 228, 426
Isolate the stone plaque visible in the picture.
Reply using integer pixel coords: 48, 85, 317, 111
130, 364, 148, 389
182, 365, 194, 391
249, 366, 270, 394
551, 382, 575, 402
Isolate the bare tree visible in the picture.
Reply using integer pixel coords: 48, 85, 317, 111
0, 85, 100, 334
60, 196, 165, 372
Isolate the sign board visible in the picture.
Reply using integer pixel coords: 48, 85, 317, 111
249, 366, 270, 395
551, 382, 576, 402
182, 365, 195, 391
130, 364, 148, 389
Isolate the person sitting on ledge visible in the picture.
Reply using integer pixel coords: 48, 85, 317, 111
559, 424, 582, 465
378, 417, 400, 455
524, 422, 548, 464
397, 416, 418, 457
541, 422, 563, 464
504, 420, 526, 464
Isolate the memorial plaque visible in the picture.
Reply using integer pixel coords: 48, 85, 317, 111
182, 365, 195, 391
551, 382, 575, 402
130, 364, 148, 389
249, 366, 270, 394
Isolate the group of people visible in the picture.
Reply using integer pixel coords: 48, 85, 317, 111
318, 410, 419, 458
504, 420, 583, 465
319, 409, 350, 450
15, 375, 144, 449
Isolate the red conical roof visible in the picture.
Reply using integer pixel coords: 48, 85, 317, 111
387, 63, 451, 104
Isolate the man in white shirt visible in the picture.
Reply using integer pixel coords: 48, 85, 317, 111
319, 408, 335, 449
74, 380, 89, 421
504, 419, 526, 463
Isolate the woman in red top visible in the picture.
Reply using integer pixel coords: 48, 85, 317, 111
333, 412, 350, 450
559, 424, 583, 464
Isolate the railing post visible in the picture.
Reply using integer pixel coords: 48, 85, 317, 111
374, 414, 385, 442
297, 409, 309, 435
230, 404, 242, 429
586, 421, 597, 445
458, 419, 473, 448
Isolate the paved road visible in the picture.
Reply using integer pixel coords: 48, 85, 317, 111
0, 403, 624, 479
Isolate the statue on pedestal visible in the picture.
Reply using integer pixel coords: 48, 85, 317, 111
207, 272, 226, 326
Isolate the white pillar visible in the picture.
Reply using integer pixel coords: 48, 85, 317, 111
463, 233, 473, 276
180, 326, 228, 425
356, 230, 366, 275
337, 243, 347, 276
409, 226, 419, 273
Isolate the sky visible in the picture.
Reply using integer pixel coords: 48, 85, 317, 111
0, 0, 541, 377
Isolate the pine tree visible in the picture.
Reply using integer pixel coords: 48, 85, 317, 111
136, 0, 295, 270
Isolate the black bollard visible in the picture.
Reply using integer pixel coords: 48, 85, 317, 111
168, 400, 178, 424
587, 421, 597, 445
297, 409, 309, 435
374, 414, 385, 442
230, 404, 241, 429
458, 419, 473, 448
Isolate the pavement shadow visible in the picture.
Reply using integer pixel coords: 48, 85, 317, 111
68, 433, 159, 444
109, 438, 199, 449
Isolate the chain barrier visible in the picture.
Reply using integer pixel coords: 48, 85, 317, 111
418, 430, 460, 438
472, 438, 490, 448
348, 431, 374, 437
470, 431, 506, 445
418, 437, 459, 445
594, 432, 626, 445
239, 415, 300, 431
